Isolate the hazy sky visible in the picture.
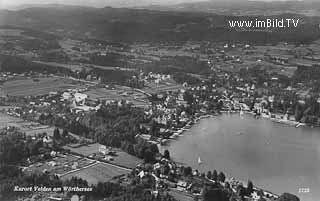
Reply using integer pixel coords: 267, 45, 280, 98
0, 0, 304, 9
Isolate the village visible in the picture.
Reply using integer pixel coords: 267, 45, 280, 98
1, 22, 318, 201
0, 62, 309, 201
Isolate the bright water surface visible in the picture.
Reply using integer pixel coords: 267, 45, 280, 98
160, 113, 320, 201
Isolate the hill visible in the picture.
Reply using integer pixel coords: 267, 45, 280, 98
0, 5, 320, 44
141, 0, 320, 17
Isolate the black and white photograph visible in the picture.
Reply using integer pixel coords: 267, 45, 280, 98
0, 0, 320, 201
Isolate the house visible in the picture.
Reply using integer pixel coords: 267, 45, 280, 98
138, 170, 145, 178
48, 161, 57, 167
251, 192, 261, 201
104, 156, 114, 161
42, 169, 49, 174
49, 91, 58, 96
139, 134, 152, 141
153, 163, 161, 171
99, 145, 111, 155
177, 180, 188, 191
151, 190, 159, 197
74, 93, 88, 105
50, 151, 57, 157
182, 82, 188, 87
72, 162, 78, 169
72, 105, 94, 112
43, 136, 53, 144
62, 92, 72, 100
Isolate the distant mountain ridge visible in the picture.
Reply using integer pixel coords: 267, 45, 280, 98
4, 1, 320, 16
2, 0, 203, 10
0, 5, 320, 44
138, 0, 320, 16
4, 3, 97, 11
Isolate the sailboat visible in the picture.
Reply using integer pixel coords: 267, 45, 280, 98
198, 156, 202, 165
239, 107, 244, 116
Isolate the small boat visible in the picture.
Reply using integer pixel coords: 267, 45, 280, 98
240, 108, 244, 116
236, 132, 244, 136
198, 156, 202, 165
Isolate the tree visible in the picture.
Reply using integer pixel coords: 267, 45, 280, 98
62, 129, 68, 138
163, 149, 170, 160
258, 189, 264, 197
207, 171, 212, 179
127, 144, 135, 155
224, 181, 230, 189
149, 120, 159, 136
247, 180, 254, 195
212, 170, 218, 181
294, 104, 303, 122
142, 148, 154, 163
202, 187, 229, 201
277, 193, 300, 201
53, 128, 60, 140
183, 90, 194, 105
237, 185, 246, 199
218, 172, 226, 183
183, 166, 193, 177
163, 163, 170, 175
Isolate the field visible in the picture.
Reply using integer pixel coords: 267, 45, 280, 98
24, 153, 95, 176
33, 61, 86, 72
85, 85, 149, 107
61, 162, 130, 185
0, 28, 23, 36
168, 189, 196, 201
110, 150, 142, 169
143, 81, 184, 94
0, 111, 25, 129
0, 77, 81, 97
0, 112, 55, 135
0, 112, 84, 137
64, 143, 142, 169
64, 143, 101, 156
85, 87, 124, 100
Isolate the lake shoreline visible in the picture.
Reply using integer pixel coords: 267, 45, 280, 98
161, 112, 320, 201
167, 109, 310, 143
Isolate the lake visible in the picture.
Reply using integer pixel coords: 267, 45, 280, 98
160, 113, 320, 201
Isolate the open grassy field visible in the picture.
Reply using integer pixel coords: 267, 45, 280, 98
0, 111, 50, 131
0, 112, 25, 129
24, 154, 79, 175
0, 28, 23, 36
110, 150, 142, 169
0, 112, 55, 135
86, 85, 146, 100
33, 61, 85, 72
64, 143, 101, 156
168, 189, 196, 201
64, 143, 142, 169
0, 112, 79, 137
143, 81, 184, 94
0, 77, 81, 97
85, 85, 149, 107
85, 87, 123, 100
24, 153, 95, 176
61, 162, 130, 185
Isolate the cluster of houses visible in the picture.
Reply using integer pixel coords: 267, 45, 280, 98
143, 72, 171, 84
132, 154, 279, 201
61, 90, 103, 113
